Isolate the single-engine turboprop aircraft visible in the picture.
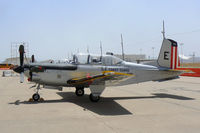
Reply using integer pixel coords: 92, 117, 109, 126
14, 38, 183, 102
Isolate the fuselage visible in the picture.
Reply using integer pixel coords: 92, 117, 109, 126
24, 61, 180, 87
13, 38, 183, 102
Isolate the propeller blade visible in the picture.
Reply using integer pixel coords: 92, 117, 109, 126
31, 55, 35, 63
19, 45, 24, 66
20, 72, 24, 83
18, 45, 25, 83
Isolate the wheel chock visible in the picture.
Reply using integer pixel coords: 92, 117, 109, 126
39, 98, 44, 102
28, 98, 34, 102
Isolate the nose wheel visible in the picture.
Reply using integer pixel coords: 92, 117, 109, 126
32, 93, 40, 101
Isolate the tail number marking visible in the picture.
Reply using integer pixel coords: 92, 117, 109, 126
164, 51, 169, 60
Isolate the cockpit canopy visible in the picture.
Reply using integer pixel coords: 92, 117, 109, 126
72, 53, 123, 66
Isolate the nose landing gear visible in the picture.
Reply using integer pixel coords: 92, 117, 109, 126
29, 84, 44, 102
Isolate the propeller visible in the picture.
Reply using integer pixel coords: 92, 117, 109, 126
13, 45, 25, 83
19, 45, 25, 83
13, 46, 42, 82
31, 55, 35, 63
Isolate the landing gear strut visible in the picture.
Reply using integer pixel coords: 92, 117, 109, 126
75, 87, 84, 96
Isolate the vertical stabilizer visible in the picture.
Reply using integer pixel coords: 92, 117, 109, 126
158, 39, 179, 69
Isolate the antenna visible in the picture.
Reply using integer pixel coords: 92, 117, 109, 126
192, 52, 195, 63
161, 20, 166, 39
100, 41, 103, 61
121, 34, 125, 60
87, 45, 89, 54
100, 41, 102, 56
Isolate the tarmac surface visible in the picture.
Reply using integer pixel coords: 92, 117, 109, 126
0, 70, 200, 133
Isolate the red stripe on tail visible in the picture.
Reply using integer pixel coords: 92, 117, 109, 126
174, 46, 177, 69
170, 46, 173, 69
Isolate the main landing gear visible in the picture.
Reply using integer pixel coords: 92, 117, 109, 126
89, 85, 105, 102
75, 87, 84, 96
75, 87, 100, 102
89, 94, 100, 102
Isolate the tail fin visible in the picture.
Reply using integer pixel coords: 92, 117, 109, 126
158, 39, 179, 69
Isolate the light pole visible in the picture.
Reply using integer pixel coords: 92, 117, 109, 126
139, 48, 142, 60
152, 47, 155, 59
192, 52, 195, 63
180, 43, 184, 64
139, 48, 142, 55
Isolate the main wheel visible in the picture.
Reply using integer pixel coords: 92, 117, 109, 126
75, 88, 84, 96
89, 94, 100, 102
32, 93, 40, 101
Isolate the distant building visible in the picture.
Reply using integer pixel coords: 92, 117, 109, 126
2, 57, 31, 66
182, 57, 200, 63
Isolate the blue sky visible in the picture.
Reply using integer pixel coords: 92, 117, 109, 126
0, 0, 200, 61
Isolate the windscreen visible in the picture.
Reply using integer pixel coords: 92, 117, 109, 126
73, 53, 123, 66
102, 55, 123, 66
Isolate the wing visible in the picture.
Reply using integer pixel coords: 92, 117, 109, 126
67, 71, 134, 87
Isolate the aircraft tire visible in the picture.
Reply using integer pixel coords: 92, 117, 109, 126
89, 94, 100, 102
32, 93, 40, 101
75, 88, 84, 96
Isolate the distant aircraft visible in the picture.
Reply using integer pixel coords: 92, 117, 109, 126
179, 54, 191, 60
14, 38, 184, 102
